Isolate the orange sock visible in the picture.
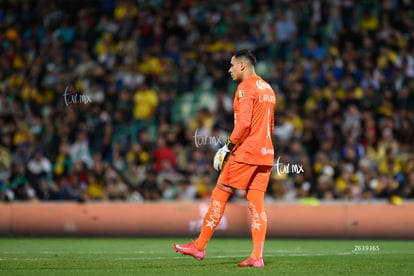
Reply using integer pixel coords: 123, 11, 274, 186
194, 186, 231, 250
246, 189, 267, 260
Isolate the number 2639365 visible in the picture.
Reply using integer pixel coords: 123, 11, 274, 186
353, 245, 380, 252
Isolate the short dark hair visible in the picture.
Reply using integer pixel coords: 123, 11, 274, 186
233, 49, 256, 66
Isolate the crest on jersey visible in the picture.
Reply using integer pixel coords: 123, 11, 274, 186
239, 90, 244, 97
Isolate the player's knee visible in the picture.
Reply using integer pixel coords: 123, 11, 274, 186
217, 183, 234, 193
212, 183, 233, 201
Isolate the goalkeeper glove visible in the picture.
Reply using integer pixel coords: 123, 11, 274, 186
213, 139, 235, 171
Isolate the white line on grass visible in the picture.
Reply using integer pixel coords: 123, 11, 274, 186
2, 250, 405, 262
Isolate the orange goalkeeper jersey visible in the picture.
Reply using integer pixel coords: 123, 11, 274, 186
229, 75, 276, 166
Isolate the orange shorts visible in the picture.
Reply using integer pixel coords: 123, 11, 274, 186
217, 155, 273, 192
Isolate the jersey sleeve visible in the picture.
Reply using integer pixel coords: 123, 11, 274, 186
229, 84, 254, 145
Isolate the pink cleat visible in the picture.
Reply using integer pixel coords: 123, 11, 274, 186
238, 257, 265, 268
172, 241, 205, 260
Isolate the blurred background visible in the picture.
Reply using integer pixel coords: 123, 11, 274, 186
0, 0, 414, 205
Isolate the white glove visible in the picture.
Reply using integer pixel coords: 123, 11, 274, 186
213, 139, 234, 171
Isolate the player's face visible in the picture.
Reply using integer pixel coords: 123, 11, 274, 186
228, 56, 243, 82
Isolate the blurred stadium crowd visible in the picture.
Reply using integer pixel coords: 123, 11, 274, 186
1, 0, 414, 203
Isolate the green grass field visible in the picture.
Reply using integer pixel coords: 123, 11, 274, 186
0, 238, 413, 276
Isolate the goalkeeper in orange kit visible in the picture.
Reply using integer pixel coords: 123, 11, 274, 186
173, 49, 276, 268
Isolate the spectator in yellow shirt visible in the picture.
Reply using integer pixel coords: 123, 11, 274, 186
133, 81, 159, 123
